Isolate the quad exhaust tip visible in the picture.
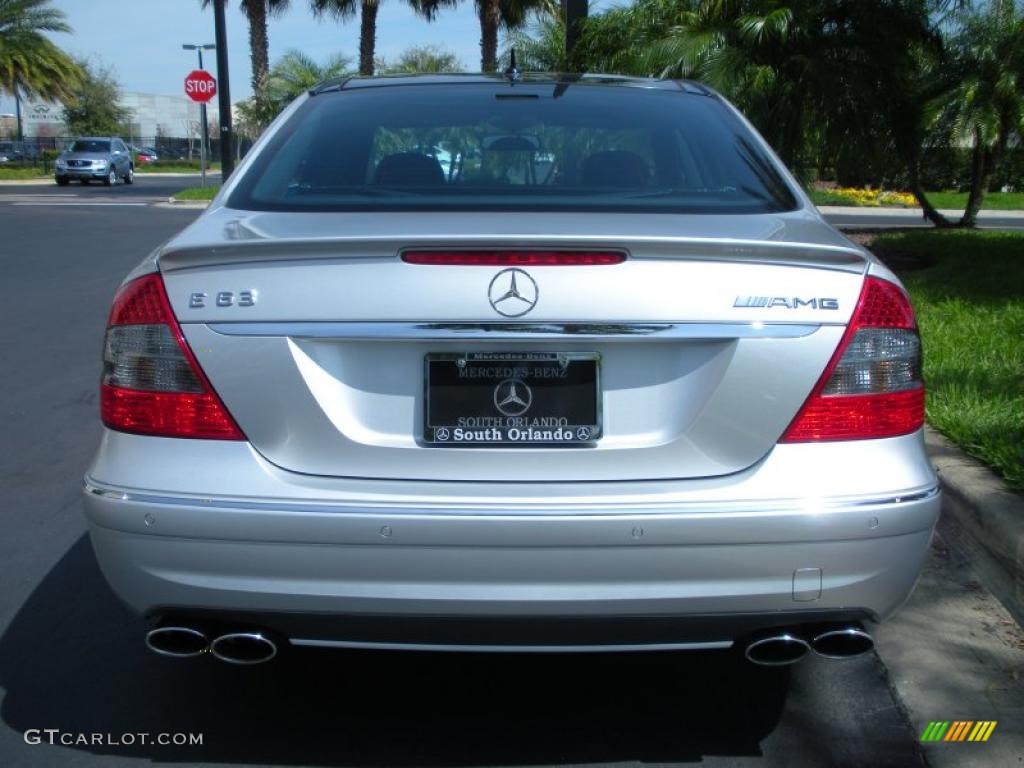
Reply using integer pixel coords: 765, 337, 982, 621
210, 632, 278, 665
145, 626, 209, 658
811, 626, 874, 659
744, 625, 875, 665
744, 633, 811, 666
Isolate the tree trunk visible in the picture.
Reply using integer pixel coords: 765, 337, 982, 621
359, 1, 378, 76
959, 131, 988, 228
907, 158, 953, 228
14, 82, 22, 142
479, 0, 500, 73
245, 0, 271, 101
959, 121, 1008, 228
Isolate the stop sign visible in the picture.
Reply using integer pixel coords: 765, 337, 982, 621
184, 70, 217, 103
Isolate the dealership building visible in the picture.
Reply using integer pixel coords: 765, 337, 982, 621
15, 91, 220, 143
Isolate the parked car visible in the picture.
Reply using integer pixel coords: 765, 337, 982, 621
83, 74, 939, 667
55, 137, 134, 186
0, 140, 38, 163
131, 145, 158, 164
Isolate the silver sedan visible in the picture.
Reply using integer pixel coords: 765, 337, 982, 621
82, 74, 939, 667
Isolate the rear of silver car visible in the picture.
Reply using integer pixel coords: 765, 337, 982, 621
82, 76, 939, 664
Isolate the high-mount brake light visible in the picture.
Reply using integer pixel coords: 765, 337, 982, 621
401, 250, 627, 266
100, 273, 244, 440
780, 277, 924, 442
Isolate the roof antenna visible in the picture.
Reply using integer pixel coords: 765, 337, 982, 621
504, 48, 521, 85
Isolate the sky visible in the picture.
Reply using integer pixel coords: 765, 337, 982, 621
0, 0, 618, 113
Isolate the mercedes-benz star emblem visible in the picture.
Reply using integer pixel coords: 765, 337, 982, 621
493, 378, 533, 417
488, 268, 539, 317
434, 427, 450, 441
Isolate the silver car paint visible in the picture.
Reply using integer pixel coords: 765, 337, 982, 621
83, 78, 939, 649
83, 430, 937, 630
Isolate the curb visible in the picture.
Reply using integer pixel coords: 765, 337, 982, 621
926, 426, 1024, 625
138, 172, 223, 178
163, 197, 210, 209
816, 205, 1024, 218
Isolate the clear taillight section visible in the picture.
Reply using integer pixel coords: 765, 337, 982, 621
821, 328, 921, 395
100, 274, 243, 440
780, 277, 924, 442
104, 326, 204, 393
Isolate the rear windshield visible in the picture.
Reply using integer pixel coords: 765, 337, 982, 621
70, 140, 111, 153
229, 82, 798, 214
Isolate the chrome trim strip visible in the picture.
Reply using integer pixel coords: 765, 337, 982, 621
288, 638, 734, 653
205, 321, 825, 341
83, 478, 940, 516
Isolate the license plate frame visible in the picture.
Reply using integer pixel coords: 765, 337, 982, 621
424, 352, 601, 447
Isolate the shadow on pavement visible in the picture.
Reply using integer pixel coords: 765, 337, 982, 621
0, 536, 792, 765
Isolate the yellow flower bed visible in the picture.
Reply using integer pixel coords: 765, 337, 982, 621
831, 187, 918, 207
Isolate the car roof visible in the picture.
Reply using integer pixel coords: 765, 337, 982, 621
311, 73, 712, 96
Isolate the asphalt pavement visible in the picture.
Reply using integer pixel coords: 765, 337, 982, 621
0, 174, 217, 206
2, 176, 1024, 231
0, 179, 1021, 768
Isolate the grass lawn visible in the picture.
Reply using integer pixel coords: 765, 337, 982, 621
809, 189, 864, 206
172, 185, 219, 201
921, 191, 1024, 211
810, 189, 1024, 210
0, 166, 47, 180
137, 162, 221, 174
872, 230, 1024, 491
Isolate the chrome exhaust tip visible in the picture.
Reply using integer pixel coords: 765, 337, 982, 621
145, 626, 209, 658
744, 633, 811, 666
811, 626, 874, 659
210, 632, 278, 665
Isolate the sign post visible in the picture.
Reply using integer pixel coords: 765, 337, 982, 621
184, 69, 217, 187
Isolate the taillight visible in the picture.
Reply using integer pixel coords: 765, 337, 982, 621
780, 277, 924, 442
100, 273, 244, 440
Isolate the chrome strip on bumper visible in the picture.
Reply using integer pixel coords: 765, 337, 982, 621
83, 478, 939, 516
288, 638, 734, 652
206, 321, 827, 341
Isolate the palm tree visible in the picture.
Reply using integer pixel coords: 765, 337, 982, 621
236, 47, 353, 133
378, 44, 464, 73
418, 0, 553, 73
267, 48, 354, 103
201, 1, 291, 110
0, 0, 82, 138
935, 0, 1024, 226
310, 0, 383, 76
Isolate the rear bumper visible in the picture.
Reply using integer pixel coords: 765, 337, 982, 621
81, 431, 940, 649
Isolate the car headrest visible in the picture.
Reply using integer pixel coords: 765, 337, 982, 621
580, 150, 650, 188
373, 152, 445, 186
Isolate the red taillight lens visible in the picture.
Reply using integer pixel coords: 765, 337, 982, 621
780, 277, 924, 442
401, 250, 627, 266
100, 274, 244, 440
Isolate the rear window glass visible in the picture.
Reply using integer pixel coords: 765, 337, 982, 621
70, 140, 111, 153
229, 82, 798, 214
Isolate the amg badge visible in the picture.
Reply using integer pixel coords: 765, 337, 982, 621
733, 296, 839, 310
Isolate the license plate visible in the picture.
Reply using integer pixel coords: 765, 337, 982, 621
424, 352, 601, 446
